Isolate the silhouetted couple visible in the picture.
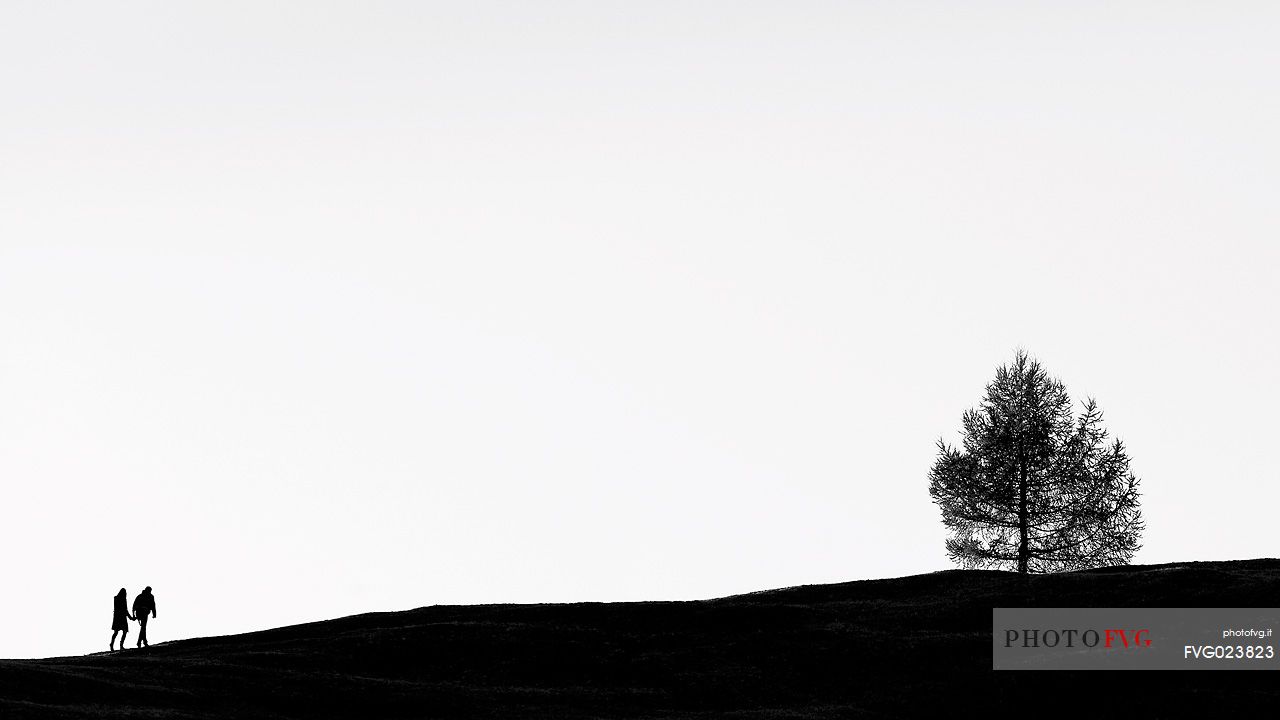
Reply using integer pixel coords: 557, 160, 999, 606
110, 586, 157, 651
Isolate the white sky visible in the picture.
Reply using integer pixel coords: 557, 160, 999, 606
2, 1, 1277, 659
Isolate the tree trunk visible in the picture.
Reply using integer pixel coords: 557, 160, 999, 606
1017, 462, 1029, 573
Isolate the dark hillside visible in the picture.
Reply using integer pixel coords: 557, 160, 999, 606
2, 559, 1278, 718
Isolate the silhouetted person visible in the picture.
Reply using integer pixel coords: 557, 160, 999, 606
132, 586, 157, 648
110, 588, 135, 651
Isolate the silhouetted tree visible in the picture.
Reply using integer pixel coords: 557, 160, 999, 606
928, 351, 1143, 573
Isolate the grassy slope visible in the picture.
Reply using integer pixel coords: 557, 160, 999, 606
2, 559, 1279, 718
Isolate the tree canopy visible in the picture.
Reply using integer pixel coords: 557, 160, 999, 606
928, 351, 1143, 573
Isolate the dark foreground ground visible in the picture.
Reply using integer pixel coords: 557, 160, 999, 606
3, 559, 1279, 718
